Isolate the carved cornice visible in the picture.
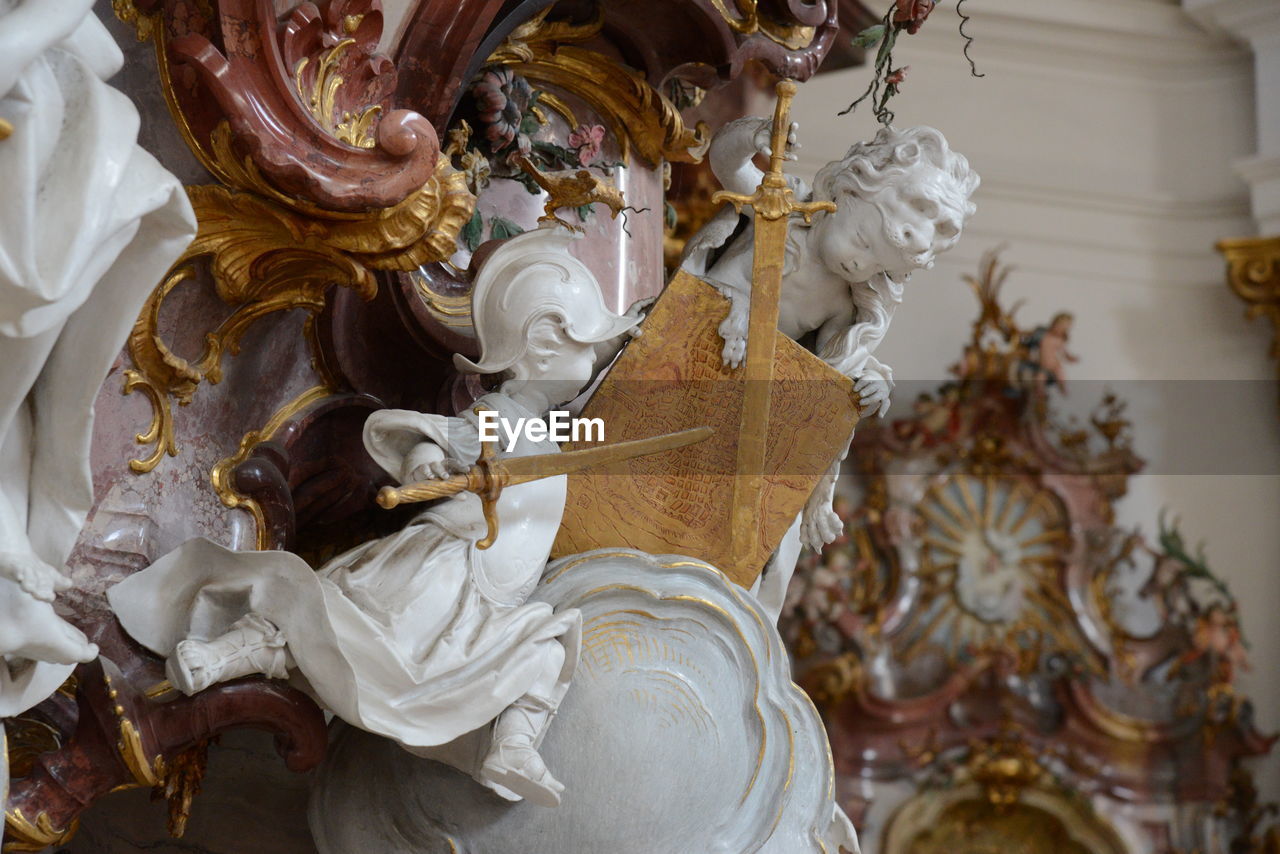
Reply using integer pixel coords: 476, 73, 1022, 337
1218, 234, 1280, 379
395, 0, 841, 136
591, 0, 840, 84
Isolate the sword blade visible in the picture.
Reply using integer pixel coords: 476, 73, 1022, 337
500, 425, 714, 485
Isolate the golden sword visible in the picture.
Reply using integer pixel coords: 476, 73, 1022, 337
377, 420, 713, 549
710, 79, 836, 566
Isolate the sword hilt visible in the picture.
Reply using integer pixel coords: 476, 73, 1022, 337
710, 185, 835, 223
377, 474, 473, 508
711, 80, 836, 223
374, 407, 506, 549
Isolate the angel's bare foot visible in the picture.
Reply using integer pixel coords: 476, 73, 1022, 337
0, 578, 96, 664
166, 613, 289, 695
0, 552, 71, 603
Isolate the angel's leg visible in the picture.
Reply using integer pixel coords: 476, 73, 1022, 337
167, 612, 292, 695
479, 639, 567, 807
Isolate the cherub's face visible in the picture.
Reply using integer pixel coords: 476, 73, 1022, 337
815, 166, 967, 282
513, 319, 597, 406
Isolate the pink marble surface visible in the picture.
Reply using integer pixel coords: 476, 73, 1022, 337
65, 284, 323, 628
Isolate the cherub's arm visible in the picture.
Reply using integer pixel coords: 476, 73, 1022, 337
366, 410, 482, 485
589, 297, 654, 377
814, 310, 856, 361
708, 116, 799, 197
816, 274, 901, 417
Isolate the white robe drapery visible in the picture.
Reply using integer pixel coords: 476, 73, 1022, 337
0, 0, 195, 739
109, 395, 581, 753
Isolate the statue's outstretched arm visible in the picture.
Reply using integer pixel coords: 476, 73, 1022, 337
708, 116, 799, 197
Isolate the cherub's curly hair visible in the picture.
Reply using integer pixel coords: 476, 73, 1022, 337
811, 125, 979, 217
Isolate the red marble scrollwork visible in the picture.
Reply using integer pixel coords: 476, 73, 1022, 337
162, 0, 439, 210
5, 658, 326, 846
395, 0, 843, 132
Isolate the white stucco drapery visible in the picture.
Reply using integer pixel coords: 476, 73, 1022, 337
0, 0, 196, 800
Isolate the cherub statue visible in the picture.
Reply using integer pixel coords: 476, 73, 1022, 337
1018, 312, 1077, 392
682, 117, 978, 605
110, 227, 643, 808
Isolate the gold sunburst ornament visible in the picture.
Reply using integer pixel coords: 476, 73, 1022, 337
910, 475, 1086, 666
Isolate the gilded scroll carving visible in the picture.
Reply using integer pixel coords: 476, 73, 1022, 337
492, 10, 709, 167
2, 809, 77, 853
209, 386, 331, 549
706, 0, 820, 49
124, 158, 472, 473
120, 0, 439, 211
116, 0, 477, 474
1218, 235, 1280, 383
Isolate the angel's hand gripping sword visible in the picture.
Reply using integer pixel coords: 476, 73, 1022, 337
377, 410, 712, 549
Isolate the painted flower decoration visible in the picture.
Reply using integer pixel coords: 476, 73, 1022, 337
470, 67, 531, 154
460, 149, 492, 194
886, 66, 909, 88
568, 124, 607, 166
893, 0, 935, 34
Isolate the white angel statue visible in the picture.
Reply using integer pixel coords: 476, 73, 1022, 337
682, 116, 979, 615
110, 227, 642, 807
0, 0, 194, 769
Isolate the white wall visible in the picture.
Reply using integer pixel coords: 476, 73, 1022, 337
792, 0, 1280, 803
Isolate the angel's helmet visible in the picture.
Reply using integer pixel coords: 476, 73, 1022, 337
453, 226, 638, 375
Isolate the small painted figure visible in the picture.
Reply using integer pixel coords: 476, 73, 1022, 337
110, 227, 641, 808
1018, 312, 1078, 392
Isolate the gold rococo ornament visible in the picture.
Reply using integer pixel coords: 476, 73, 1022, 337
492, 9, 709, 167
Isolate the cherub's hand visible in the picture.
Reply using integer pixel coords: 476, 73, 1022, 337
751, 117, 800, 162
405, 443, 468, 483
801, 483, 843, 551
854, 363, 894, 419
0, 551, 72, 603
623, 296, 657, 338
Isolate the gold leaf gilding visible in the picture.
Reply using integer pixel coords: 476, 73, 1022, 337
125, 155, 474, 473
494, 12, 707, 167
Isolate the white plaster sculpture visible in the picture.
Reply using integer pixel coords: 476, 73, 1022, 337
683, 117, 978, 616
0, 0, 196, 801
110, 227, 642, 808
309, 548, 859, 854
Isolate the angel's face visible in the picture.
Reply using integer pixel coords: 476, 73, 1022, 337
815, 167, 967, 282
513, 318, 597, 406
